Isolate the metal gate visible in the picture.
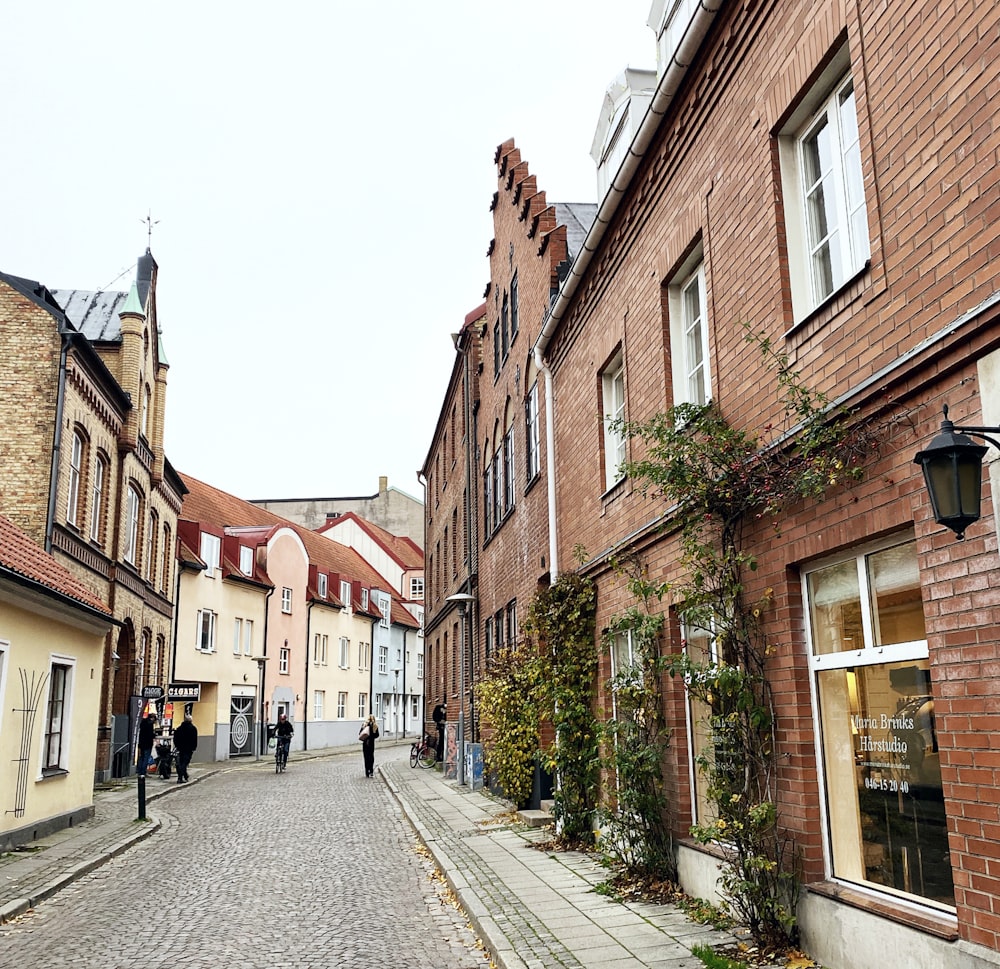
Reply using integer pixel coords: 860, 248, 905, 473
229, 696, 254, 757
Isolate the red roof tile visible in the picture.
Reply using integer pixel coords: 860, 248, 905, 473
0, 514, 112, 617
179, 473, 419, 628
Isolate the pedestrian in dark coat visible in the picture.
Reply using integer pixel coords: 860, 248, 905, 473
432, 700, 447, 762
359, 715, 380, 777
173, 714, 198, 783
136, 713, 156, 776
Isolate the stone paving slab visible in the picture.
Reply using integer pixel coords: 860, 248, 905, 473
1, 742, 782, 969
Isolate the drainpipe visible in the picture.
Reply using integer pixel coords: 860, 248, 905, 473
401, 629, 407, 739
44, 332, 71, 553
535, 346, 560, 582
531, 1, 721, 580
260, 586, 275, 755
304, 599, 314, 750
370, 616, 378, 724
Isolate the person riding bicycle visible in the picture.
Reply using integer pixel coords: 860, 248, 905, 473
274, 713, 293, 764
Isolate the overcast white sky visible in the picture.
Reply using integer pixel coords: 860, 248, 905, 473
2, 1, 657, 505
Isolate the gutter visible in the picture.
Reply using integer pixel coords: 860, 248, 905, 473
304, 599, 314, 750
45, 332, 71, 553
531, 1, 721, 579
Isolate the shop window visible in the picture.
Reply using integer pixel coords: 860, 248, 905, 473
805, 537, 952, 908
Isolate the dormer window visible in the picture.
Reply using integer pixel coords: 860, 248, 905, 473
239, 545, 253, 576
340, 580, 352, 609
361, 588, 369, 610
318, 573, 328, 599
200, 532, 221, 577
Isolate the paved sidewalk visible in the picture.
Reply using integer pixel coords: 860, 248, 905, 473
1, 742, 756, 969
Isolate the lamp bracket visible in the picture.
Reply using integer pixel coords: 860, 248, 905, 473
948, 426, 1000, 453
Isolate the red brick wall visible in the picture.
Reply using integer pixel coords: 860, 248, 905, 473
542, 0, 1000, 947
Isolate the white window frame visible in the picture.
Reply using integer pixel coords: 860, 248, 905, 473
196, 609, 216, 653
417, 652, 424, 680
669, 257, 711, 407
378, 644, 388, 675
314, 690, 325, 720
361, 588, 369, 610
340, 580, 352, 609
602, 352, 626, 490
239, 545, 253, 576
279, 647, 290, 674
337, 692, 347, 719
778, 51, 870, 323
67, 431, 83, 526
378, 595, 390, 629
504, 425, 515, 511
339, 636, 350, 669
233, 618, 243, 655
243, 619, 253, 656
318, 573, 328, 599
358, 693, 368, 718
802, 535, 943, 908
525, 381, 540, 482
281, 586, 293, 614
89, 454, 106, 542
125, 485, 141, 566
200, 532, 221, 577
42, 658, 74, 772
409, 577, 424, 600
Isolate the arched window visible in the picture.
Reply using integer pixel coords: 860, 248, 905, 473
147, 509, 159, 586
161, 522, 172, 594
67, 430, 86, 526
124, 484, 143, 567
90, 452, 108, 543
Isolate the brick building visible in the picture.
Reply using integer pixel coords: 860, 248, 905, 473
527, 0, 1000, 966
0, 250, 185, 780
421, 305, 483, 747
427, 0, 1000, 965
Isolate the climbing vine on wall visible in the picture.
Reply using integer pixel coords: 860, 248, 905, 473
614, 328, 882, 949
524, 569, 600, 845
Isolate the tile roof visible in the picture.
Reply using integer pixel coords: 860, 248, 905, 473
317, 512, 424, 570
179, 473, 419, 628
0, 514, 112, 617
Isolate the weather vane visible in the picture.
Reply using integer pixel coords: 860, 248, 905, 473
141, 209, 160, 248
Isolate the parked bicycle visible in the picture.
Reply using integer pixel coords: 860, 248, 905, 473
409, 734, 437, 769
275, 736, 290, 773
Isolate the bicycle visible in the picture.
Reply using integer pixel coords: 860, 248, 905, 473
275, 737, 290, 773
409, 734, 437, 769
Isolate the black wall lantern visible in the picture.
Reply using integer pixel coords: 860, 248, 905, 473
913, 405, 998, 540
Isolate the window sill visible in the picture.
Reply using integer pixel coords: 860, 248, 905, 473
601, 477, 627, 504
40, 767, 69, 780
785, 262, 870, 338
805, 880, 957, 941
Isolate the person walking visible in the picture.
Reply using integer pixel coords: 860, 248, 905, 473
359, 714, 380, 777
432, 699, 447, 762
136, 712, 157, 776
173, 713, 198, 783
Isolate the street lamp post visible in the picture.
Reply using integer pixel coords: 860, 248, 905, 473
914, 404, 1000, 540
392, 668, 400, 737
253, 657, 268, 761
445, 593, 476, 785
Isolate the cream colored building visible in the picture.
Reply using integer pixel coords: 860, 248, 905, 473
0, 253, 184, 781
0, 514, 115, 849
175, 473, 415, 761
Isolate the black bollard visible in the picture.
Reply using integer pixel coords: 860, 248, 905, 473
137, 772, 147, 820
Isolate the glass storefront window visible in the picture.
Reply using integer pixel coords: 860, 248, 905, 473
806, 537, 953, 909
684, 621, 718, 825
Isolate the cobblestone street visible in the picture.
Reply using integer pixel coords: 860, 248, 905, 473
0, 746, 491, 969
